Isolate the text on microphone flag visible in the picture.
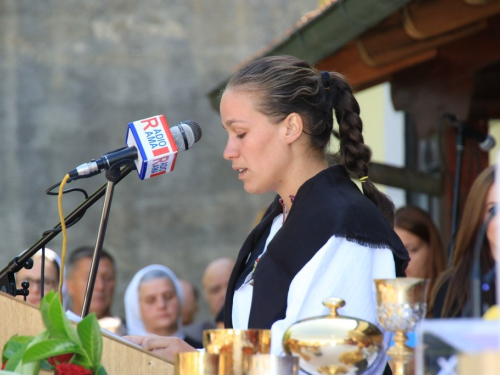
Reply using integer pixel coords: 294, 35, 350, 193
126, 114, 178, 180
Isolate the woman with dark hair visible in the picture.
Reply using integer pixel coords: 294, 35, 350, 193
126, 55, 409, 373
432, 165, 497, 318
394, 206, 447, 315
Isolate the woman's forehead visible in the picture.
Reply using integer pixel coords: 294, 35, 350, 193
139, 277, 175, 294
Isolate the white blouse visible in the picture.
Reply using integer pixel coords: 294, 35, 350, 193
232, 213, 395, 375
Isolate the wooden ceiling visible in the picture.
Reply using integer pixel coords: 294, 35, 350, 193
316, 0, 500, 92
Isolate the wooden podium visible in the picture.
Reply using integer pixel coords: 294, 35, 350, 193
0, 293, 174, 374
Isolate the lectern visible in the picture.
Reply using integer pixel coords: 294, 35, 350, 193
0, 293, 174, 374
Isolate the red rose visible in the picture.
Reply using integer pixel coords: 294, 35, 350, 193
55, 363, 93, 375
48, 353, 74, 365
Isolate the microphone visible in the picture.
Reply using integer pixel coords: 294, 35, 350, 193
443, 113, 496, 152
69, 115, 202, 180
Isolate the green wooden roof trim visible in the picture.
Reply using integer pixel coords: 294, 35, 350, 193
208, 0, 413, 110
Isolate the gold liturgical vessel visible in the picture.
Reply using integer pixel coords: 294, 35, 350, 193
374, 278, 428, 375
247, 354, 299, 375
203, 329, 271, 375
175, 352, 227, 375
282, 297, 384, 375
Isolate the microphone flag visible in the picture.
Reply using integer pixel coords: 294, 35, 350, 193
127, 115, 179, 180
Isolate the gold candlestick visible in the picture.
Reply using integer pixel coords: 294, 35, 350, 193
374, 278, 428, 375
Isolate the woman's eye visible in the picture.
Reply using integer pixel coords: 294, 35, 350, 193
407, 247, 418, 254
236, 133, 246, 139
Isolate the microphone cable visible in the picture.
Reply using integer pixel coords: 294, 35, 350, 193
57, 174, 70, 304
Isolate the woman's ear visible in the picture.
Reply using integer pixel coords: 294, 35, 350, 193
284, 113, 303, 144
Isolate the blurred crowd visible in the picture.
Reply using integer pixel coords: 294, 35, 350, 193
14, 165, 498, 345
15, 244, 235, 348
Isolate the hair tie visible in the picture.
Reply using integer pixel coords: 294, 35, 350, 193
321, 71, 330, 90
359, 176, 369, 183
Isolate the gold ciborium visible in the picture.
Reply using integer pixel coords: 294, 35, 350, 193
374, 278, 428, 375
203, 329, 271, 375
282, 297, 384, 375
175, 352, 227, 375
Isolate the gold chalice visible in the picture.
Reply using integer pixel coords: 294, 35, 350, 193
282, 297, 384, 374
175, 352, 227, 375
203, 329, 271, 375
374, 278, 428, 375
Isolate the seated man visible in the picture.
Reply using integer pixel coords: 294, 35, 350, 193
15, 248, 60, 306
184, 257, 235, 343
65, 246, 126, 335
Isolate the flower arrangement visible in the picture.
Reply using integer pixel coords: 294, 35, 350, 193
1, 291, 106, 375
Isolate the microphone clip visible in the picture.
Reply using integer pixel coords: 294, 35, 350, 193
105, 159, 136, 183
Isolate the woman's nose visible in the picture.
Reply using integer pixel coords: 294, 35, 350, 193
94, 275, 105, 291
223, 138, 238, 161
157, 297, 168, 309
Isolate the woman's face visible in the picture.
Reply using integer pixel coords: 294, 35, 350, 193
139, 278, 180, 336
16, 258, 59, 306
394, 227, 430, 278
220, 88, 291, 195
485, 183, 497, 260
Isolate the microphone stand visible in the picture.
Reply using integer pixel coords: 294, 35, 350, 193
80, 163, 129, 317
470, 206, 496, 317
0, 165, 134, 298
447, 120, 465, 265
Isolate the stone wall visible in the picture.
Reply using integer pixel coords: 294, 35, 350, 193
0, 0, 316, 323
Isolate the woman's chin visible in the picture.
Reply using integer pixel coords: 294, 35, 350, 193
147, 321, 177, 335
243, 184, 269, 196
27, 298, 41, 306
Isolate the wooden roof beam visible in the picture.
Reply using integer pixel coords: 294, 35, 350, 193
403, 0, 500, 39
316, 41, 436, 91
355, 13, 487, 67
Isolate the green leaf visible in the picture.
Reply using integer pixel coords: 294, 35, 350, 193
95, 364, 108, 375
2, 336, 33, 363
71, 353, 93, 370
39, 291, 56, 330
39, 359, 52, 371
77, 313, 103, 368
11, 331, 50, 375
39, 290, 56, 310
40, 292, 65, 339
22, 340, 80, 363
3, 341, 29, 372
46, 294, 82, 347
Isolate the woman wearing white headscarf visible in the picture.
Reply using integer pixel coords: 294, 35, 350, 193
124, 265, 202, 348
16, 247, 62, 307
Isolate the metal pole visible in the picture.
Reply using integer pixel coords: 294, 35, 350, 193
81, 179, 116, 318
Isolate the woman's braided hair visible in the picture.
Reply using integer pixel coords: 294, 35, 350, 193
226, 55, 395, 225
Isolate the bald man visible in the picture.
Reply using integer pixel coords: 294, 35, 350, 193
202, 258, 235, 317
184, 258, 235, 342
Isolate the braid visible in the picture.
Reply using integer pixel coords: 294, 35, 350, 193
225, 55, 395, 225
329, 73, 396, 225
